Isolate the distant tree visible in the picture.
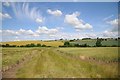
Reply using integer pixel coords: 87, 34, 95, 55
70, 40, 74, 42
37, 43, 41, 47
96, 38, 102, 47
30, 43, 36, 47
73, 39, 76, 41
64, 41, 70, 47
74, 44, 80, 47
41, 44, 46, 47
115, 38, 118, 41
60, 38, 63, 40
11, 45, 17, 47
6, 44, 10, 47
118, 37, 120, 39
82, 38, 91, 40
0, 44, 2, 47
20, 45, 25, 47
105, 39, 107, 41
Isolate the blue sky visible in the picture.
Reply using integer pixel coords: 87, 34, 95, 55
1, 2, 118, 41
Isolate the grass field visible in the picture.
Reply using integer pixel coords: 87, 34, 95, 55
58, 47, 119, 62
2, 47, 118, 78
2, 48, 36, 68
70, 39, 119, 46
1, 39, 119, 48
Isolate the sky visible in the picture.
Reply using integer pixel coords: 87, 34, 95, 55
1, 2, 119, 41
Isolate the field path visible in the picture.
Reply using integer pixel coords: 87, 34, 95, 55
2, 48, 118, 78
2, 50, 40, 78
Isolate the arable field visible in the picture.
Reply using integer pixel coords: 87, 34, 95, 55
2, 40, 64, 47
2, 47, 119, 78
70, 39, 119, 46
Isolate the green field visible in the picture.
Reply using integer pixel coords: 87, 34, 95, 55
1, 39, 119, 47
2, 47, 119, 78
58, 47, 119, 62
70, 39, 119, 46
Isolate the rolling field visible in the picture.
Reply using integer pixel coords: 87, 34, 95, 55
70, 39, 119, 46
2, 40, 64, 47
2, 47, 119, 78
58, 47, 119, 62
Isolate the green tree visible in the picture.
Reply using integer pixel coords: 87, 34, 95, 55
6, 44, 10, 47
37, 43, 41, 47
96, 38, 102, 47
64, 41, 70, 47
41, 44, 46, 47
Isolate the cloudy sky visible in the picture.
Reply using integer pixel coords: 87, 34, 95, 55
1, 2, 118, 41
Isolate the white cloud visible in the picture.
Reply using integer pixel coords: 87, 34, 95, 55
3, 2, 10, 7
2, 30, 18, 36
103, 15, 114, 21
2, 26, 59, 39
0, 12, 12, 20
36, 18, 43, 23
17, 29, 39, 37
47, 9, 62, 16
11, 2, 44, 23
64, 12, 92, 31
48, 32, 97, 40
106, 19, 118, 32
102, 30, 118, 38
102, 18, 118, 38
36, 26, 58, 34
2, 29, 38, 37
107, 19, 118, 27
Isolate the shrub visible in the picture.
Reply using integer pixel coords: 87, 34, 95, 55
37, 43, 41, 47
96, 38, 102, 47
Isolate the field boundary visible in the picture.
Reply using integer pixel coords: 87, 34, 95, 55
56, 50, 119, 64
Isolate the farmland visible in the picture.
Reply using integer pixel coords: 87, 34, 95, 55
2, 47, 119, 78
70, 39, 119, 46
1, 39, 119, 47
1, 40, 64, 47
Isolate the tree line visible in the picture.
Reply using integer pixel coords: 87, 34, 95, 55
0, 43, 51, 47
59, 38, 119, 47
1, 37, 119, 47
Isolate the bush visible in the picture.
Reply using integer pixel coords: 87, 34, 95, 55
41, 44, 47, 47
96, 38, 102, 47
37, 43, 41, 47
64, 41, 70, 47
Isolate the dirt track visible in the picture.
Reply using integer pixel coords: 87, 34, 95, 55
2, 50, 40, 78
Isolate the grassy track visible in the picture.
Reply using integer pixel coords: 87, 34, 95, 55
13, 47, 118, 78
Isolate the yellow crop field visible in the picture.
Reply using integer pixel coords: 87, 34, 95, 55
2, 40, 64, 47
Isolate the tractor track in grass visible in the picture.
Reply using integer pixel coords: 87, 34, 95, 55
56, 49, 118, 65
2, 49, 43, 78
